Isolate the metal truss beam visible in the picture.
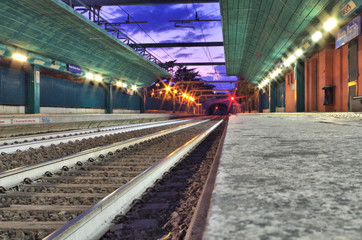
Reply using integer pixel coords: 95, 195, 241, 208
71, 4, 166, 70
128, 42, 223, 48
62, 0, 218, 6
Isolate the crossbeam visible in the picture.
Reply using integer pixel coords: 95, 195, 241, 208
128, 42, 223, 48
62, 0, 218, 6
175, 80, 238, 85
173, 62, 225, 66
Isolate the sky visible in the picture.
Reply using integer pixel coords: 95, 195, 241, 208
95, 3, 238, 90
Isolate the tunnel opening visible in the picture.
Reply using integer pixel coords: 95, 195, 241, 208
208, 103, 229, 115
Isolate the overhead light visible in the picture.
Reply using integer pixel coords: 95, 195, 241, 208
312, 31, 322, 42
284, 59, 291, 67
271, 68, 281, 78
116, 82, 122, 87
12, 53, 27, 62
174, 90, 177, 94
324, 18, 337, 31
85, 72, 94, 80
288, 55, 296, 63
295, 49, 303, 57
182, 93, 186, 97
131, 85, 137, 91
166, 86, 171, 91
94, 75, 102, 82
123, 83, 128, 88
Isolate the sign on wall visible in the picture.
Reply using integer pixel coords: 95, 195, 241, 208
336, 15, 361, 49
0, 119, 11, 125
12, 118, 39, 124
341, 0, 358, 17
66, 64, 82, 74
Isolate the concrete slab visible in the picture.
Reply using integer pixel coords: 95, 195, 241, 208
204, 113, 362, 240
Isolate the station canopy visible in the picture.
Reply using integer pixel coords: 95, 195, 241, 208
219, 0, 341, 84
0, 0, 171, 86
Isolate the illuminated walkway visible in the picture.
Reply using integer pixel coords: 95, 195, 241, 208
205, 113, 362, 239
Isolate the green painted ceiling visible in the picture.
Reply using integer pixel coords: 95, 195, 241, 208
219, 0, 341, 84
0, 0, 170, 86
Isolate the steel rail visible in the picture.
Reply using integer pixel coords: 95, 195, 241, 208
0, 120, 208, 190
44, 119, 223, 240
0, 119, 191, 154
0, 119, 189, 146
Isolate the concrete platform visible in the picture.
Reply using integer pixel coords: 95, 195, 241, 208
204, 113, 362, 239
0, 113, 189, 137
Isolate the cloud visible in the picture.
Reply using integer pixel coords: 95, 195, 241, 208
105, 5, 219, 37
214, 54, 225, 59
172, 31, 210, 41
175, 53, 193, 58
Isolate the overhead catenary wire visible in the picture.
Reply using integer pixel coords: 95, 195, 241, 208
117, 6, 175, 62
191, 3, 218, 75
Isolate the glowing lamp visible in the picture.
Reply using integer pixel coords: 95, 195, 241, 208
166, 86, 171, 91
324, 18, 337, 31
123, 83, 128, 88
284, 59, 291, 67
312, 31, 322, 42
231, 97, 235, 101
116, 82, 122, 87
288, 55, 296, 63
131, 85, 137, 91
12, 53, 28, 62
85, 73, 94, 80
94, 75, 102, 82
295, 49, 303, 57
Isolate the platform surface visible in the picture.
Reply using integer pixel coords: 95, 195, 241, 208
204, 113, 362, 239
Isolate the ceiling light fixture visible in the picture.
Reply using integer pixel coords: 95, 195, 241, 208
324, 18, 337, 31
312, 31, 322, 42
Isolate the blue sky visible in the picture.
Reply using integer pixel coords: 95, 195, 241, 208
97, 3, 238, 89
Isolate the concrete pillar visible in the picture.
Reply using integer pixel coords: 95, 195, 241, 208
258, 90, 263, 113
139, 88, 145, 113
105, 84, 113, 114
295, 60, 305, 112
26, 64, 40, 114
269, 82, 277, 112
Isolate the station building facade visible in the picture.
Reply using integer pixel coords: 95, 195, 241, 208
258, 15, 362, 113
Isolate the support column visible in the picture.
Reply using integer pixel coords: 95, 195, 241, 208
295, 60, 305, 112
105, 84, 113, 114
139, 88, 145, 113
258, 90, 263, 113
27, 64, 40, 114
269, 82, 276, 112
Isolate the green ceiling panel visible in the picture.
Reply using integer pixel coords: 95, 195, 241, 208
0, 0, 170, 86
220, 0, 341, 84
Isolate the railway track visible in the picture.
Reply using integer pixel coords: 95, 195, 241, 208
0, 119, 191, 154
0, 120, 193, 172
0, 117, 225, 240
